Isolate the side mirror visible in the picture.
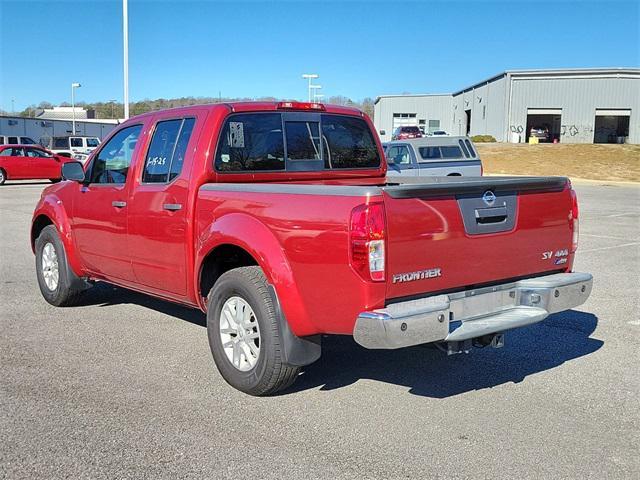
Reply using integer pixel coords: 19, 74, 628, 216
386, 155, 395, 165
61, 161, 85, 183
379, 130, 386, 136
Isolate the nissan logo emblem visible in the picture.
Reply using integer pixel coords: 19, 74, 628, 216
482, 190, 496, 206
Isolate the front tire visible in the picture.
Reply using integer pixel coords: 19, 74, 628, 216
35, 225, 86, 306
0, 169, 6, 185
207, 266, 300, 396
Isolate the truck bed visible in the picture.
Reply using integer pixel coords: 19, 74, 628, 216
198, 176, 574, 335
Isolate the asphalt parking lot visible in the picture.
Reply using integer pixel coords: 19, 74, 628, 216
1, 180, 638, 479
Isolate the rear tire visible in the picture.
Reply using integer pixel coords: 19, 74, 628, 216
207, 266, 300, 396
35, 225, 87, 306
0, 169, 6, 185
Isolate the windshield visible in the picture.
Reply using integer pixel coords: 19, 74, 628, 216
215, 113, 380, 172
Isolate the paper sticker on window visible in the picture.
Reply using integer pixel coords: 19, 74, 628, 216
221, 154, 230, 163
229, 122, 245, 148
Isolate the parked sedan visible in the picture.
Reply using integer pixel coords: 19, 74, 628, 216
391, 126, 423, 140
0, 145, 70, 185
384, 136, 482, 177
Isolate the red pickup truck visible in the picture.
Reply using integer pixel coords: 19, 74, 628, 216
31, 102, 592, 395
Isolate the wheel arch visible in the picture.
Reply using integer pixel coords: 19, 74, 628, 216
195, 212, 315, 336
31, 214, 54, 252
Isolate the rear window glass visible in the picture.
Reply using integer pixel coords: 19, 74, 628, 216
70, 138, 83, 147
215, 113, 380, 172
286, 121, 321, 160
401, 126, 421, 134
321, 114, 379, 169
215, 113, 285, 172
86, 138, 100, 148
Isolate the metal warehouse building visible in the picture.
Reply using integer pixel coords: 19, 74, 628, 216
374, 68, 640, 144
0, 116, 118, 145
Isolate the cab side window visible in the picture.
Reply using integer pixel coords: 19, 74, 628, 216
386, 145, 411, 165
0, 147, 24, 157
26, 148, 52, 158
70, 138, 83, 148
89, 125, 142, 184
142, 118, 195, 183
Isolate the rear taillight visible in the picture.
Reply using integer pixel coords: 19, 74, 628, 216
570, 187, 579, 252
350, 202, 386, 282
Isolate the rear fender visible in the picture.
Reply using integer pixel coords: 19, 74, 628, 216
195, 213, 315, 336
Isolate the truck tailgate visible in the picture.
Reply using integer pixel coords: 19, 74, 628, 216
382, 177, 574, 300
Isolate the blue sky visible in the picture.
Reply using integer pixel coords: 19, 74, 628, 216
1, 0, 638, 110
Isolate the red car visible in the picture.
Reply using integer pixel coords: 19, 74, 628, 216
392, 125, 423, 140
31, 102, 592, 395
0, 145, 69, 185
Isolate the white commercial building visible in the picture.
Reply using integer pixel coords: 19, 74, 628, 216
374, 68, 640, 144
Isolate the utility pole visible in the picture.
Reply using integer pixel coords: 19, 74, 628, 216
123, 0, 130, 119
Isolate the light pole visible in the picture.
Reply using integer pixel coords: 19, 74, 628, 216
310, 84, 322, 103
71, 82, 81, 135
302, 73, 319, 102
123, 0, 129, 119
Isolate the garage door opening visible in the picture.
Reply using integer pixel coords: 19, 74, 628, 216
594, 109, 630, 143
526, 108, 562, 143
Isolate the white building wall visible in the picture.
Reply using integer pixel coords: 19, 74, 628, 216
375, 70, 639, 144
374, 95, 453, 142
0, 116, 117, 144
507, 75, 640, 144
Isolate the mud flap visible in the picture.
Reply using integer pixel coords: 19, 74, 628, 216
267, 284, 321, 367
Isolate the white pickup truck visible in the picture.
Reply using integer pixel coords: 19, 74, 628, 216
384, 136, 482, 177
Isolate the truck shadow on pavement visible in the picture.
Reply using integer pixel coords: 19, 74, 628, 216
286, 310, 602, 398
81, 285, 601, 398
77, 283, 208, 327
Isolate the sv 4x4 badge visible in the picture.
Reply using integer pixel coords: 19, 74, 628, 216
542, 249, 569, 265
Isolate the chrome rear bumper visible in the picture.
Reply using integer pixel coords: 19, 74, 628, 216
353, 272, 593, 349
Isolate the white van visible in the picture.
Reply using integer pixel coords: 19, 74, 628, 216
383, 136, 483, 177
0, 135, 38, 145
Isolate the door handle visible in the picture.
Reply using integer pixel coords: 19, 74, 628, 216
163, 203, 182, 211
112, 201, 127, 208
